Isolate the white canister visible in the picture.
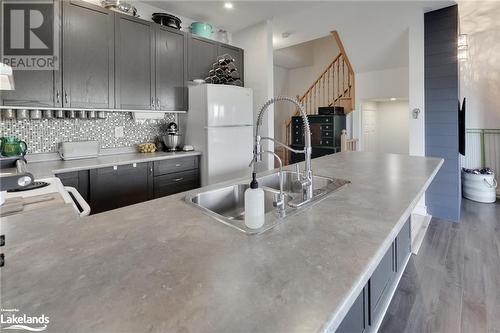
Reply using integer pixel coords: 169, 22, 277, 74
462, 171, 497, 203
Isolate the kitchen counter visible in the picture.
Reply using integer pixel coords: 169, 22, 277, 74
0, 152, 442, 333
24, 151, 201, 179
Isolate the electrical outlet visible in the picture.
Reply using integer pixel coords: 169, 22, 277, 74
114, 126, 124, 138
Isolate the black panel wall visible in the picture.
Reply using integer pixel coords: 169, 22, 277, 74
424, 5, 461, 222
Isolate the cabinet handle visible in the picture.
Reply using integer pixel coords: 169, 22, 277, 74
173, 177, 184, 182
151, 97, 156, 110
175, 163, 181, 167
0, 253, 4, 267
113, 165, 118, 170
156, 98, 160, 110
56, 91, 60, 104
0, 235, 4, 247
132, 163, 137, 168
64, 90, 69, 105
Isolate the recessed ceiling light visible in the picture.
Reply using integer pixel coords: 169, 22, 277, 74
390, 98, 397, 101
224, 2, 233, 9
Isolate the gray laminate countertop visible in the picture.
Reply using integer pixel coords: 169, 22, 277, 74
24, 151, 201, 179
0, 152, 443, 333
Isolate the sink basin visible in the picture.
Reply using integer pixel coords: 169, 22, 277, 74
185, 171, 350, 235
186, 183, 293, 234
258, 171, 350, 207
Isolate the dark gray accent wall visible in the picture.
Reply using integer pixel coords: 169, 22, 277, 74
424, 5, 461, 222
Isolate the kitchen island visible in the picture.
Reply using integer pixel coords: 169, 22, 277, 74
0, 152, 442, 332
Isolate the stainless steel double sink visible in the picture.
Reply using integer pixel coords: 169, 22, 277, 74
185, 171, 350, 235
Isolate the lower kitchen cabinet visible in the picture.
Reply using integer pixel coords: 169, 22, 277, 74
154, 169, 199, 198
56, 170, 90, 203
369, 242, 396, 323
89, 162, 152, 214
337, 287, 368, 333
55, 156, 200, 214
153, 156, 200, 199
336, 218, 411, 332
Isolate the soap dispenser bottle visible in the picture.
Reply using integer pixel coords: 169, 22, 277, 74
245, 172, 265, 229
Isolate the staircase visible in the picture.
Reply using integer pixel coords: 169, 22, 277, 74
282, 31, 355, 162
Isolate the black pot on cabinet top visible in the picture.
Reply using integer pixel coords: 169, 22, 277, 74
152, 13, 182, 30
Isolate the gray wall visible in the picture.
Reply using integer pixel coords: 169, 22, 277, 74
424, 5, 461, 222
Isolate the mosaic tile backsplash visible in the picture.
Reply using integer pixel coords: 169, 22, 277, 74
0, 112, 176, 154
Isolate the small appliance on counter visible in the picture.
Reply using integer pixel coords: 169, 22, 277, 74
0, 156, 90, 216
162, 122, 182, 151
0, 136, 27, 157
59, 141, 100, 160
0, 156, 34, 206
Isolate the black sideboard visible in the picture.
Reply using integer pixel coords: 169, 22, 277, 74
289, 114, 346, 164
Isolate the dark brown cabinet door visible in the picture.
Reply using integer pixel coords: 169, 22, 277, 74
62, 1, 114, 109
89, 163, 152, 214
115, 14, 155, 110
155, 26, 187, 111
188, 36, 217, 81
1, 0, 61, 107
56, 170, 90, 202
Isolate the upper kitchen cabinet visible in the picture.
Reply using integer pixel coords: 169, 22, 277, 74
62, 1, 114, 109
1, 0, 61, 107
0, 70, 61, 107
188, 35, 217, 81
114, 14, 155, 110
155, 26, 187, 111
217, 44, 244, 84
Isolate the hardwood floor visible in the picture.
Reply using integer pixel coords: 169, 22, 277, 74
380, 199, 500, 333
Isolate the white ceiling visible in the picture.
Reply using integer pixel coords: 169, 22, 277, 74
142, 1, 454, 72
143, 1, 316, 32
273, 36, 333, 69
271, 1, 453, 72
459, 1, 500, 34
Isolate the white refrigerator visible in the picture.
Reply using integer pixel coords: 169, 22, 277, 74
185, 84, 254, 186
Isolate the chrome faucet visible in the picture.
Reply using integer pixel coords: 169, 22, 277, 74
253, 96, 313, 204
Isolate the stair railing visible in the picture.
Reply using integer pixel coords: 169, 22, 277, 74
282, 31, 355, 162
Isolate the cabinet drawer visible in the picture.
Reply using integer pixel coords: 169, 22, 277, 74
154, 169, 199, 198
318, 138, 332, 146
321, 131, 333, 138
154, 156, 198, 176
